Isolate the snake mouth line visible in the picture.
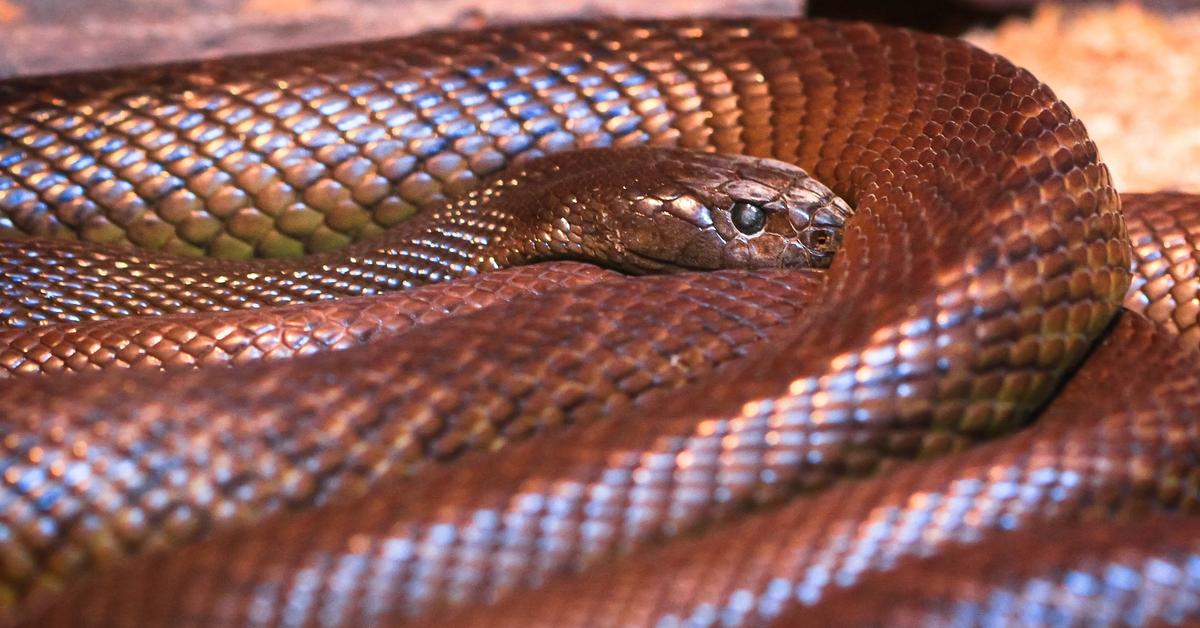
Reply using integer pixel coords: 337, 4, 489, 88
621, 250, 695, 274
620, 248, 826, 275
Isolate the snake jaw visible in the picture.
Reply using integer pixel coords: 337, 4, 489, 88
720, 232, 817, 270
620, 249, 691, 274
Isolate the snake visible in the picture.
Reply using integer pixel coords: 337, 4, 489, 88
0, 14, 1197, 627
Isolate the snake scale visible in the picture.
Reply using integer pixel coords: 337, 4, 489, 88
0, 14, 1198, 627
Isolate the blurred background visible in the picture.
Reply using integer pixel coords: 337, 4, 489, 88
0, 0, 803, 77
0, 0, 1196, 191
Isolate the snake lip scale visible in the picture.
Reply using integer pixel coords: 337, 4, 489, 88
0, 14, 1195, 627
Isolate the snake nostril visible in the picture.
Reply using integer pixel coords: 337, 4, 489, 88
731, 201, 766, 235
804, 227, 839, 253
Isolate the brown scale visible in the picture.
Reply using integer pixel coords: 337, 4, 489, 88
0, 263, 617, 377
0, 15, 1170, 627
0, 193, 1187, 379
0, 24, 847, 260
0, 267, 823, 618
417, 314, 1200, 627
0, 147, 849, 327
1123, 192, 1200, 346
7, 316, 1198, 626
789, 514, 1200, 626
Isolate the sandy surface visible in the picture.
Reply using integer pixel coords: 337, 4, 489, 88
967, 3, 1200, 192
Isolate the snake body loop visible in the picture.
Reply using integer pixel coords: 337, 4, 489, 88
0, 147, 847, 327
0, 16, 1184, 627
0, 263, 620, 376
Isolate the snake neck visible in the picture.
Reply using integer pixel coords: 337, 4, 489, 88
328, 210, 524, 287
0, 161, 630, 325
287, 174, 611, 293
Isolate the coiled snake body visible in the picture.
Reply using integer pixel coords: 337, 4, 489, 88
0, 16, 1197, 627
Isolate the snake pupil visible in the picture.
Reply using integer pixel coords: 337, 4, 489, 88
731, 201, 766, 235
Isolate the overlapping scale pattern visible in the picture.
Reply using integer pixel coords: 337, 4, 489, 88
0, 262, 616, 376
0, 16, 1181, 627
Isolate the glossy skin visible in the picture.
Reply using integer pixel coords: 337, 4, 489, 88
0, 15, 1187, 627
12, 199, 1196, 628
0, 266, 823, 622
791, 514, 1200, 627
430, 312, 1200, 627
0, 147, 849, 327
1123, 191, 1200, 347
0, 193, 1185, 379
0, 262, 619, 376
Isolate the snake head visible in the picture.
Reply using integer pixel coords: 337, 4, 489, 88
608, 148, 853, 272
477, 147, 852, 274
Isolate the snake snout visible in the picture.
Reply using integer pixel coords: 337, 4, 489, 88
591, 147, 853, 273
781, 188, 853, 268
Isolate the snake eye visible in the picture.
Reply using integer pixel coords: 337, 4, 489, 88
731, 201, 766, 235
